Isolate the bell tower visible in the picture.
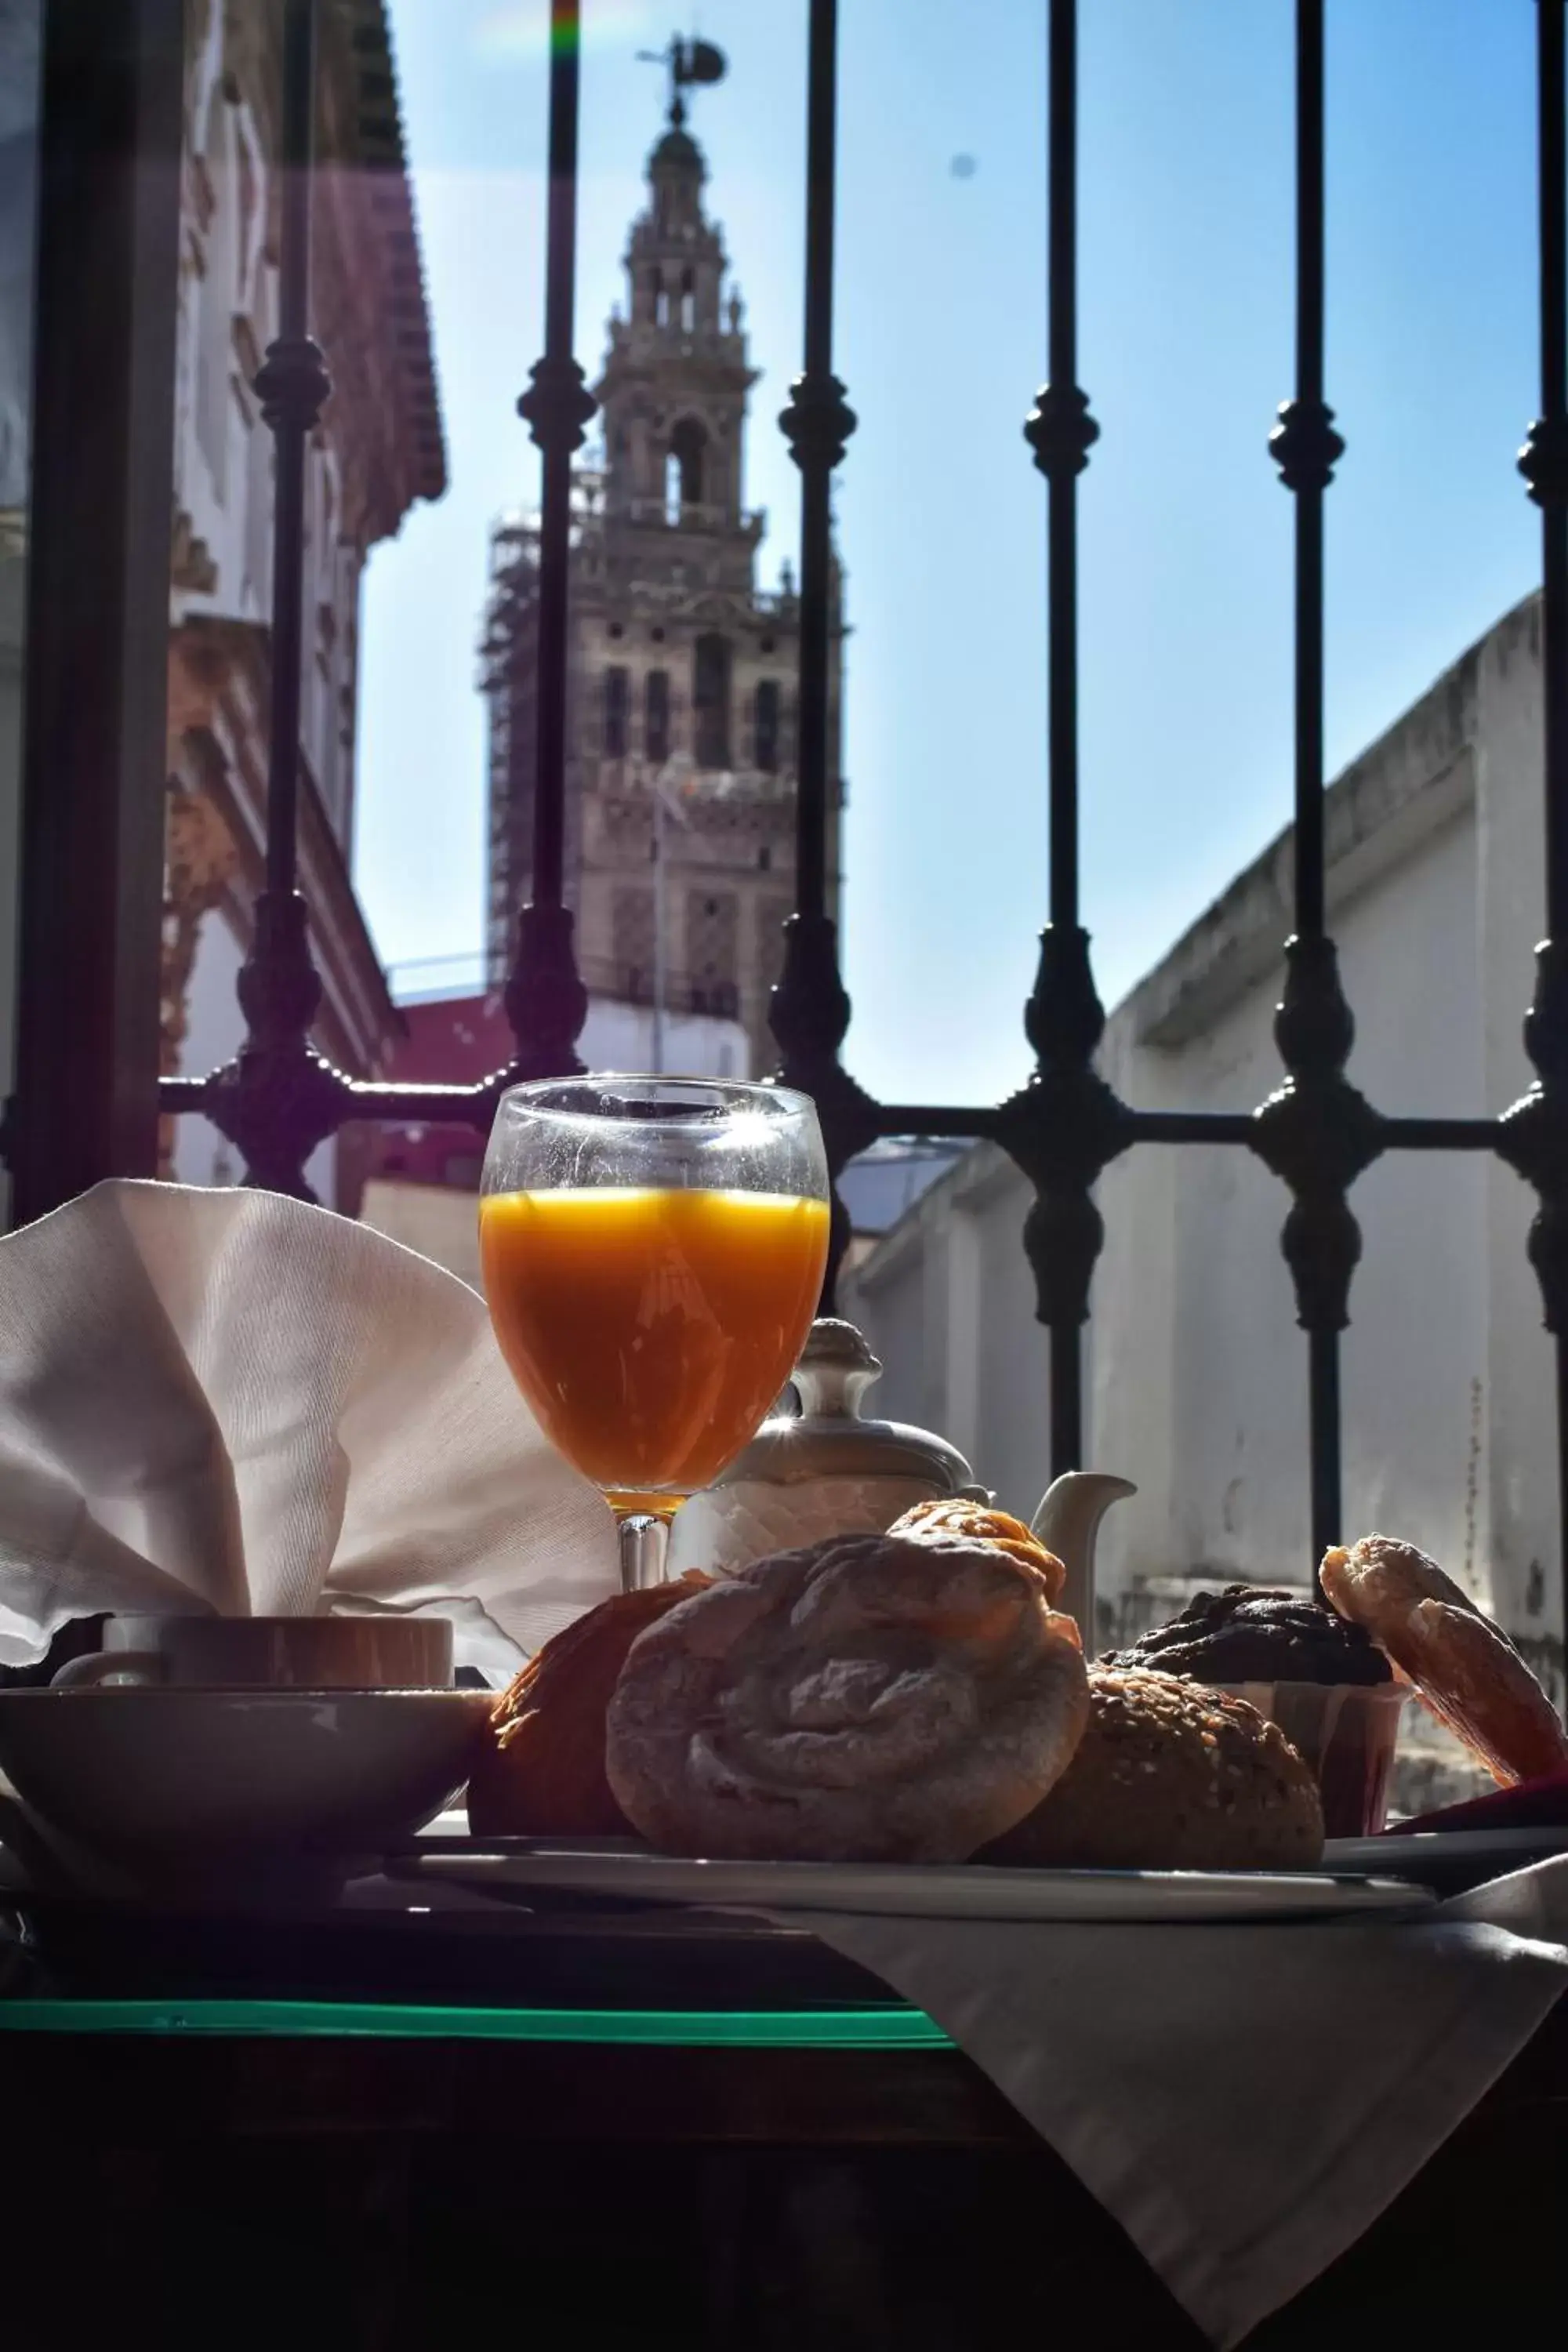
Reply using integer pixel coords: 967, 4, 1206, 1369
482, 42, 844, 1078
596, 75, 760, 592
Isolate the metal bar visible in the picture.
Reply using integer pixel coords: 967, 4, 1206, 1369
1540, 0, 1568, 939
1047, 0, 1080, 931
1541, 0, 1568, 1620
1504, 0, 1568, 1660
263, 0, 316, 901
1050, 1323, 1081, 1475
530, 0, 584, 912
190, 0, 338, 1200
1292, 1, 1326, 939
6, 0, 183, 1224
1297, 0, 1341, 1573
872, 1105, 1004, 1142
1282, 0, 1333, 944
1130, 1109, 1258, 1148
792, 0, 843, 927
504, 0, 593, 1079
771, 0, 865, 1308
1000, 0, 1116, 1486
1253, 0, 1370, 1580
1308, 1324, 1341, 1571
1381, 1115, 1504, 1151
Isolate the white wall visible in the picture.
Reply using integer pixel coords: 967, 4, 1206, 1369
844, 1145, 1052, 1527
1095, 804, 1489, 1609
844, 601, 1561, 1679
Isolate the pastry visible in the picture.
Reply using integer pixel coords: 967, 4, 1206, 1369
1102, 1584, 1392, 1686
981, 1665, 1326, 1871
1321, 1534, 1568, 1787
1102, 1582, 1403, 1838
604, 1530, 1090, 1863
466, 1574, 712, 1838
889, 1497, 1066, 1605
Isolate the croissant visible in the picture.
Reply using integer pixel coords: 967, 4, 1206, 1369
889, 1497, 1065, 1605
466, 1574, 712, 1838
604, 1531, 1089, 1862
1322, 1535, 1568, 1786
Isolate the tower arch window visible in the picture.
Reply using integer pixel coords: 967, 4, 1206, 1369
680, 266, 695, 332
602, 665, 629, 757
654, 271, 670, 326
645, 668, 671, 764
694, 633, 731, 768
753, 679, 780, 772
666, 416, 706, 519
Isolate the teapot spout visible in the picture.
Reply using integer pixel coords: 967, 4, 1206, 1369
1029, 1472, 1137, 1650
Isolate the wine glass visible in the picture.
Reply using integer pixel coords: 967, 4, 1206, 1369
480, 1076, 830, 1592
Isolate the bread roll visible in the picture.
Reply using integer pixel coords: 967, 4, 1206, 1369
604, 1531, 1089, 1863
467, 1575, 710, 1838
1322, 1534, 1568, 1787
981, 1666, 1325, 1871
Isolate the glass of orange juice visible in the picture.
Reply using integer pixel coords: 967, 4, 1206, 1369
480, 1076, 829, 1592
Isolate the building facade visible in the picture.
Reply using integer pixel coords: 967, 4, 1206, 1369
483, 95, 844, 1077
162, 0, 445, 1201
842, 595, 1559, 1708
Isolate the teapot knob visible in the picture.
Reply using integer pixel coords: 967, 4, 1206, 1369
789, 1317, 882, 1424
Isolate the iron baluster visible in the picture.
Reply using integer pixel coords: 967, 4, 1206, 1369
506, 0, 593, 1077
996, 0, 1131, 1479
1499, 0, 1568, 1633
772, 0, 877, 1298
1249, 0, 1382, 1577
200, 0, 348, 1200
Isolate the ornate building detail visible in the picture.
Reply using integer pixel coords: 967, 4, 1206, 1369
161, 0, 445, 1196
482, 76, 844, 1075
160, 781, 238, 1076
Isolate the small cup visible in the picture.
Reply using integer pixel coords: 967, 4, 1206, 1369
50, 1613, 454, 1693
1209, 1679, 1409, 1838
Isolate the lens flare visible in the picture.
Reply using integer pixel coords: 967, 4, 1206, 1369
473, 2, 658, 64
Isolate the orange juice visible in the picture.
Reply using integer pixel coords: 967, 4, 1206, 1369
480, 1186, 829, 1507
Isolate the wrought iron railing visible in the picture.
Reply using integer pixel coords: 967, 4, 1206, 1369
9, 0, 1568, 1637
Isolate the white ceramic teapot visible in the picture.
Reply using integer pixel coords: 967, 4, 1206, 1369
667, 1319, 986, 1577
1031, 1471, 1138, 1649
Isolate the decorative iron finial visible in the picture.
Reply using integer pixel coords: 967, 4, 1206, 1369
637, 34, 728, 127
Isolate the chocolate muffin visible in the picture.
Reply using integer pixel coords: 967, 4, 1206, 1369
1102, 1584, 1392, 1686
980, 1666, 1325, 1872
1102, 1585, 1404, 1838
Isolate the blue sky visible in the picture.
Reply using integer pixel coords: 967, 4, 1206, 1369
357, 0, 1541, 1105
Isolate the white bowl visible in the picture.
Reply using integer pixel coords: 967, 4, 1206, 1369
0, 1687, 494, 1874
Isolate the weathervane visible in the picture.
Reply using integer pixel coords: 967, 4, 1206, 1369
636, 33, 728, 127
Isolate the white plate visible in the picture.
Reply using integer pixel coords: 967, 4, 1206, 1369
397, 1841, 1433, 1924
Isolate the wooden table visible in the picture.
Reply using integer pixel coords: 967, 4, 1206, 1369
2, 1892, 1566, 2350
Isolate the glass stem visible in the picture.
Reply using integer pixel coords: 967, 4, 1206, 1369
616, 1512, 670, 1594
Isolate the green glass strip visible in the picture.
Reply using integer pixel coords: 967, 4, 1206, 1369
0, 1998, 951, 2050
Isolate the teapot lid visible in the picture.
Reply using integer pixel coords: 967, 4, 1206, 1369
713, 1319, 982, 1494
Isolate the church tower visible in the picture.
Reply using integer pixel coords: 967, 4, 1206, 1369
482, 59, 844, 1077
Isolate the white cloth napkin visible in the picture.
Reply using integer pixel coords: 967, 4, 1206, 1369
0, 1180, 619, 1679
769, 1858, 1568, 2348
